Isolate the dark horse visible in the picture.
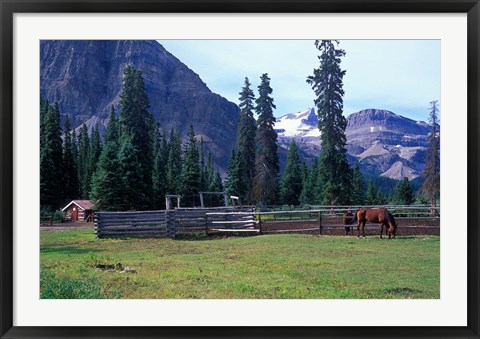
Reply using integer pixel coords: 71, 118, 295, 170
342, 212, 354, 235
343, 208, 397, 239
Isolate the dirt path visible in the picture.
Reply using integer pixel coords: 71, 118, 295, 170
40, 222, 94, 231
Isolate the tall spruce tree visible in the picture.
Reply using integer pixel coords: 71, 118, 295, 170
351, 164, 365, 205
253, 73, 279, 206
300, 158, 320, 206
376, 188, 388, 205
209, 170, 224, 206
40, 101, 64, 210
281, 140, 303, 206
119, 65, 155, 210
152, 125, 168, 210
91, 106, 128, 211
394, 177, 414, 205
307, 40, 352, 205
180, 124, 201, 206
166, 127, 182, 194
203, 152, 216, 206
62, 115, 79, 200
366, 178, 377, 205
422, 100, 440, 209
236, 77, 257, 203
225, 150, 246, 200
199, 138, 208, 192
89, 123, 102, 176
118, 137, 145, 210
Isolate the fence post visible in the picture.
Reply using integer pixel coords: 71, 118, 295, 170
166, 210, 176, 238
318, 211, 322, 235
94, 213, 101, 238
258, 214, 263, 235
205, 213, 209, 236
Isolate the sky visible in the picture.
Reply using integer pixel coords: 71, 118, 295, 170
158, 40, 440, 122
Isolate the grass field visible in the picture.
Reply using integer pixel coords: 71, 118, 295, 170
40, 229, 439, 299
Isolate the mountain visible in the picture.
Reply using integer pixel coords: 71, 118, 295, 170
40, 40, 240, 170
40, 40, 433, 180
276, 108, 433, 180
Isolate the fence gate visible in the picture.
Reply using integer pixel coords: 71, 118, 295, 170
205, 208, 258, 234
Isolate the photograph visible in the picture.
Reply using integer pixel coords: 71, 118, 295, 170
39, 39, 441, 299
2, 3, 479, 337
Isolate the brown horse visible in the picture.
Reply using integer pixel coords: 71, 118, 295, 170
343, 208, 397, 239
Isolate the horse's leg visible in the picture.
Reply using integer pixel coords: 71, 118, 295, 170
357, 220, 361, 238
379, 223, 383, 239
362, 221, 366, 238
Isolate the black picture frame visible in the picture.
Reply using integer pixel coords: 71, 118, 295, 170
1, 1, 479, 338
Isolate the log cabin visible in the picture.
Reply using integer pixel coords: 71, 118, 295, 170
62, 200, 95, 222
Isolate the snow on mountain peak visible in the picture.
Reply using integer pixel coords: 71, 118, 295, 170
275, 107, 318, 137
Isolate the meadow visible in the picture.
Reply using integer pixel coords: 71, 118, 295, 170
40, 228, 439, 299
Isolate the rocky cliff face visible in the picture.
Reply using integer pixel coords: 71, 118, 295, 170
40, 40, 239, 169
276, 108, 434, 180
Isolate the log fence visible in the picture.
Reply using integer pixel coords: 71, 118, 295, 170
95, 205, 440, 238
95, 207, 255, 238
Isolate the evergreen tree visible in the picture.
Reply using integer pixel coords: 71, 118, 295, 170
307, 40, 352, 205
118, 137, 145, 210
91, 107, 128, 211
376, 188, 388, 205
366, 178, 377, 205
152, 125, 168, 209
225, 150, 246, 201
209, 170, 224, 206
40, 101, 64, 210
203, 152, 215, 206
236, 77, 257, 203
351, 164, 365, 205
199, 138, 208, 192
166, 127, 182, 194
105, 105, 119, 144
180, 124, 201, 206
40, 97, 49, 139
71, 128, 78, 172
422, 100, 440, 208
89, 123, 102, 171
77, 123, 91, 199
394, 177, 415, 205
62, 115, 79, 200
300, 161, 309, 186
253, 73, 279, 206
119, 65, 155, 209
280, 140, 303, 206
300, 158, 320, 206
206, 152, 214, 189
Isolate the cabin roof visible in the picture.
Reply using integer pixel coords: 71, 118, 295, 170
62, 200, 95, 211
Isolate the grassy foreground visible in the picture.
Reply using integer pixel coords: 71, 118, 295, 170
40, 229, 439, 299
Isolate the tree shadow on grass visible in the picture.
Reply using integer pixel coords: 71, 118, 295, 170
40, 246, 102, 255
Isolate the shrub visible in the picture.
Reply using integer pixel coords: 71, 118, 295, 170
52, 210, 64, 224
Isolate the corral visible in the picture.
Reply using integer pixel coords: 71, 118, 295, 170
95, 205, 440, 238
